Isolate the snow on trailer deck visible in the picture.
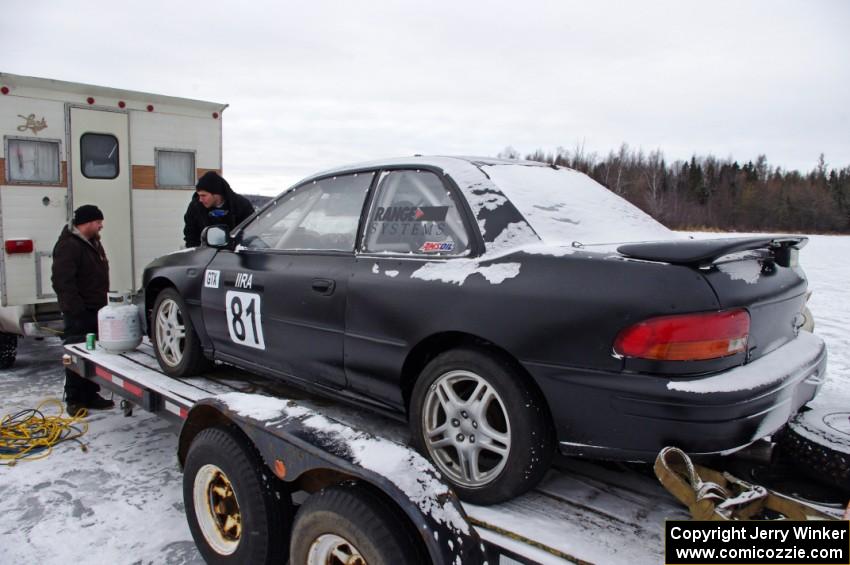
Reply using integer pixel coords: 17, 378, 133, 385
63, 340, 687, 565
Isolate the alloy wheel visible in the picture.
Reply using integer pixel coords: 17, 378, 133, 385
155, 298, 186, 367
421, 370, 511, 487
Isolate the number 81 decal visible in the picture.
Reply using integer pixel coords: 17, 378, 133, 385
225, 291, 265, 350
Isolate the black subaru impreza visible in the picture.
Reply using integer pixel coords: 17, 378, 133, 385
143, 156, 826, 504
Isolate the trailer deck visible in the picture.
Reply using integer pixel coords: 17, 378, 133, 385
64, 341, 690, 564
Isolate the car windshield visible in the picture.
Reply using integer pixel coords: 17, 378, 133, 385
480, 163, 676, 245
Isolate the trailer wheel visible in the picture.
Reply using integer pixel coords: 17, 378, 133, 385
290, 483, 421, 565
410, 348, 554, 505
0, 332, 17, 369
152, 288, 209, 377
776, 406, 850, 494
184, 427, 292, 565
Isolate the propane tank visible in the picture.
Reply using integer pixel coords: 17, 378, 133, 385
98, 292, 142, 353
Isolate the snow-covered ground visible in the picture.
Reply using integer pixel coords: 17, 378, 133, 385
0, 234, 847, 564
0, 335, 202, 564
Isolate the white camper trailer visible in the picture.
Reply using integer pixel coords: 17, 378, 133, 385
0, 73, 227, 367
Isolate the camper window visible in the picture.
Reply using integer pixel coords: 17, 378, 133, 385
156, 149, 195, 188
80, 133, 119, 179
5, 137, 61, 184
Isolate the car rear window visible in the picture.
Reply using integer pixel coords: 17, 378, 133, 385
481, 164, 675, 244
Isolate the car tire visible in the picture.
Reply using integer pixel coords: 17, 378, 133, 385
0, 332, 17, 369
152, 287, 210, 377
184, 426, 292, 565
776, 406, 850, 494
410, 348, 554, 505
290, 482, 423, 565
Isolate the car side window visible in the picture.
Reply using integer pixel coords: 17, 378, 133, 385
240, 173, 373, 251
363, 170, 470, 255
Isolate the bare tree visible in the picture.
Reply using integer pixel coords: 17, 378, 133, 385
612, 143, 630, 195
643, 149, 666, 217
497, 146, 521, 160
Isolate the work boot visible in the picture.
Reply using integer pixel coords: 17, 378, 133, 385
86, 394, 115, 410
66, 402, 87, 417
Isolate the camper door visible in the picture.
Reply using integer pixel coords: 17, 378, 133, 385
68, 107, 133, 293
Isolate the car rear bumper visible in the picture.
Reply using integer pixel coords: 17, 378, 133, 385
525, 331, 827, 462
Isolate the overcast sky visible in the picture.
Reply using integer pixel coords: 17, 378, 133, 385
4, 0, 848, 195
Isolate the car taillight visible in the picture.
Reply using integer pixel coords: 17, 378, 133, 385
614, 309, 750, 361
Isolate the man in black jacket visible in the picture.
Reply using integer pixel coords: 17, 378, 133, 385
51, 205, 114, 414
183, 171, 254, 247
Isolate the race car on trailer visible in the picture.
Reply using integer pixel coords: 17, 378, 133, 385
140, 155, 827, 505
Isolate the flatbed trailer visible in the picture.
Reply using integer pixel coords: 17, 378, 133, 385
64, 340, 691, 564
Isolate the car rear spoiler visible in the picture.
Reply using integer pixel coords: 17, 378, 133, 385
617, 236, 808, 267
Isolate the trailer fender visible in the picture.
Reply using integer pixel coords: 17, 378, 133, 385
180, 395, 487, 565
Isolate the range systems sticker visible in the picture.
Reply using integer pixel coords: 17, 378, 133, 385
374, 206, 448, 222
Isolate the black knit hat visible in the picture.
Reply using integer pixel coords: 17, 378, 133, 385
73, 204, 104, 225
196, 171, 229, 196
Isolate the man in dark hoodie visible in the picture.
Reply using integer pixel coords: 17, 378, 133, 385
183, 171, 254, 247
51, 204, 114, 414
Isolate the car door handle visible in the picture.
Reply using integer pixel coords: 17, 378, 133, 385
311, 278, 336, 296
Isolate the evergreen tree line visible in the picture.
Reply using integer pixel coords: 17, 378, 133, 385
499, 145, 850, 233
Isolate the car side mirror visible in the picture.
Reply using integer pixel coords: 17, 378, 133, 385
202, 226, 229, 248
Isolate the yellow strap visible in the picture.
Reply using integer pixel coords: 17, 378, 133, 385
654, 446, 837, 521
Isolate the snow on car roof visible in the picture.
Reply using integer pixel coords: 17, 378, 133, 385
300, 155, 536, 179
302, 156, 678, 252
